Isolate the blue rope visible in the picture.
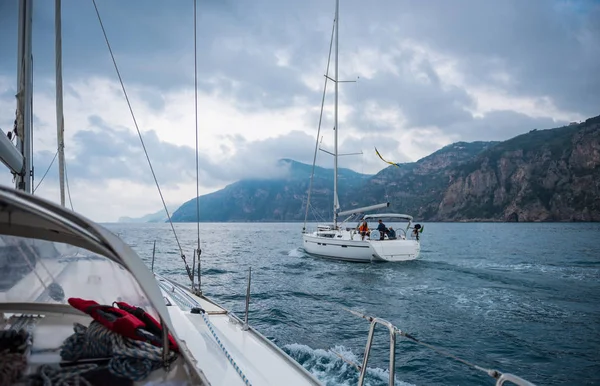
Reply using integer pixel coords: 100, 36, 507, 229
200, 312, 252, 386
157, 280, 252, 385
59, 321, 176, 381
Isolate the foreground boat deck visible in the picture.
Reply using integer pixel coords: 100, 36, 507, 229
1, 257, 321, 386
157, 276, 321, 386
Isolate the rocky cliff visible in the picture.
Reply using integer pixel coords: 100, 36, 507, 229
434, 116, 600, 221
171, 115, 600, 222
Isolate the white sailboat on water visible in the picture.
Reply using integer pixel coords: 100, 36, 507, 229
301, 0, 421, 263
0, 1, 538, 385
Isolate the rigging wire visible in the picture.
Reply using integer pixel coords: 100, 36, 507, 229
30, 53, 34, 193
32, 150, 58, 193
193, 0, 202, 268
302, 16, 336, 233
91, 0, 193, 282
309, 202, 326, 223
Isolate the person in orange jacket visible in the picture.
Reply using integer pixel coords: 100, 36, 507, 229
358, 221, 370, 240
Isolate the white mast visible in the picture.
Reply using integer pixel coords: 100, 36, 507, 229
333, 0, 339, 228
55, 0, 66, 206
15, 0, 33, 193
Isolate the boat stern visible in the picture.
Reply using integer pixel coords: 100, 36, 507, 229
369, 239, 420, 262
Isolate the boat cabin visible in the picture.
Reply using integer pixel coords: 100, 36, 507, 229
355, 213, 417, 240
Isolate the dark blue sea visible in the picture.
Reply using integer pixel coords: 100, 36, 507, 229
105, 222, 600, 386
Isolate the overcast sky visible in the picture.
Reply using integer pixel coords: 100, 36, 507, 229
0, 0, 598, 222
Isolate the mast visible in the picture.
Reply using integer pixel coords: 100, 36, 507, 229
55, 0, 66, 206
15, 0, 34, 193
333, 0, 339, 228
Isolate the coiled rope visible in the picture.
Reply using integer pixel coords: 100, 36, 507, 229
31, 363, 98, 386
0, 351, 27, 386
22, 321, 176, 385
60, 321, 176, 381
0, 328, 30, 386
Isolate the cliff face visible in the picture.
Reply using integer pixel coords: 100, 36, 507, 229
348, 141, 500, 220
170, 115, 600, 222
434, 116, 600, 221
414, 141, 499, 175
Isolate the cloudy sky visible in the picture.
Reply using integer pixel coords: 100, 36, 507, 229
0, 0, 598, 222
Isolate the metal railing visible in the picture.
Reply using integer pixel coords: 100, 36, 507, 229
342, 308, 536, 386
358, 317, 397, 386
243, 267, 251, 331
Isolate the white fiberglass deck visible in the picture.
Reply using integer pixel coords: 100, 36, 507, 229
157, 276, 320, 386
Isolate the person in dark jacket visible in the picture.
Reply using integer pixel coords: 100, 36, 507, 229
377, 219, 387, 240
388, 227, 396, 240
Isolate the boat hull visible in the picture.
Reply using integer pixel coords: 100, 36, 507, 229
302, 231, 420, 262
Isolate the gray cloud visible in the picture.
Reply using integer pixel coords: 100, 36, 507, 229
210, 130, 412, 181
214, 130, 320, 179
446, 110, 568, 141
3, 0, 597, 120
345, 67, 475, 133
0, 0, 324, 110
29, 115, 200, 187
390, 0, 600, 117
29, 117, 322, 189
2, 0, 598, 198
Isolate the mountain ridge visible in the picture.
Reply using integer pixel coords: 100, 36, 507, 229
133, 115, 600, 223
171, 138, 500, 222
118, 205, 178, 223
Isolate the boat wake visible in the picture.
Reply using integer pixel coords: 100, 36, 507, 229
283, 343, 415, 386
288, 248, 306, 258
